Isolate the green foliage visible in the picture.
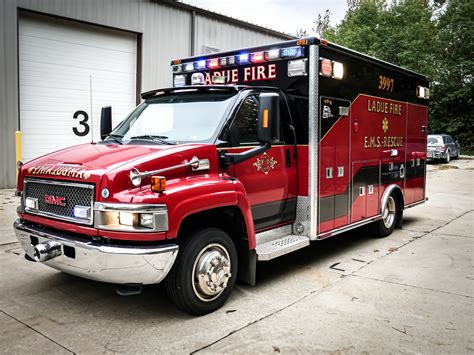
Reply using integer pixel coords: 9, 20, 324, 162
303, 0, 474, 151
429, 0, 474, 151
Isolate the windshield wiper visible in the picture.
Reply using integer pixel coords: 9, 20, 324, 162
129, 135, 175, 145
105, 134, 123, 144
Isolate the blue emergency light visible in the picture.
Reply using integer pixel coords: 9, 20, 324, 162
236, 53, 250, 64
280, 47, 304, 58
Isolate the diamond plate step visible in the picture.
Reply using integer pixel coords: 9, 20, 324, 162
256, 235, 310, 261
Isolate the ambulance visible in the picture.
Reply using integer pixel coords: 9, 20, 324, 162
15, 37, 429, 314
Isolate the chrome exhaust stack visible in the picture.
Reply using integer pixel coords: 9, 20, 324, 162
27, 241, 62, 262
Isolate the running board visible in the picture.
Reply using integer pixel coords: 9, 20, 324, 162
256, 235, 310, 261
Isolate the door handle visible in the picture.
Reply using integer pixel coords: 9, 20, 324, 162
285, 149, 291, 167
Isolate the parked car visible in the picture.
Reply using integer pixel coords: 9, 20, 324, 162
427, 134, 460, 163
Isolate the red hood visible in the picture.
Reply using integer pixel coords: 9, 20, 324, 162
18, 143, 219, 196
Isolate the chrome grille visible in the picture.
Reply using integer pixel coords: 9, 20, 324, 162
24, 179, 94, 225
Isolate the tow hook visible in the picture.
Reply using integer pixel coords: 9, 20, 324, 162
26, 241, 62, 262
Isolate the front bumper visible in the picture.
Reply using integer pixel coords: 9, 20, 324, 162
14, 219, 178, 285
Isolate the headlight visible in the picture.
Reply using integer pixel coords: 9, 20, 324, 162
94, 203, 168, 232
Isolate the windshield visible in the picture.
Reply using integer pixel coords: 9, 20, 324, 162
110, 92, 237, 144
428, 136, 443, 145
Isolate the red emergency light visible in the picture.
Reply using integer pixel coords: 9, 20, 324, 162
250, 52, 265, 63
207, 58, 220, 69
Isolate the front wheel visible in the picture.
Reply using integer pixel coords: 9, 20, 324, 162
370, 194, 399, 238
165, 227, 237, 315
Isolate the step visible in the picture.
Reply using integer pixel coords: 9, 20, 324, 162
256, 235, 310, 261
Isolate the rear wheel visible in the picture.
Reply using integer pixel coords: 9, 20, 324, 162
443, 150, 451, 163
165, 227, 237, 315
370, 194, 399, 238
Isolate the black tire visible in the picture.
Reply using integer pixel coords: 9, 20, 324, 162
443, 150, 451, 163
165, 227, 238, 315
370, 194, 399, 238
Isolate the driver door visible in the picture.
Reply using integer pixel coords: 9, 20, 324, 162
225, 91, 298, 231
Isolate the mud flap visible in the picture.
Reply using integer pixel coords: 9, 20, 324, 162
238, 246, 257, 286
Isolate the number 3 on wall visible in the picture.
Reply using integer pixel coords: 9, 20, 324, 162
73, 110, 90, 136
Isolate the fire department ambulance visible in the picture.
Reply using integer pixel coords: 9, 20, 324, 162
14, 37, 429, 315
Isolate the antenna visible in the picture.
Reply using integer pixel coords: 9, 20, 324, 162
89, 75, 94, 143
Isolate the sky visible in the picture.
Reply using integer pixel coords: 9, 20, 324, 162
182, 0, 348, 36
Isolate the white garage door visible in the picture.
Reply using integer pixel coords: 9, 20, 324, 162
19, 13, 137, 162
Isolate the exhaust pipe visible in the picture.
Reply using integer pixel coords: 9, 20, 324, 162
27, 241, 62, 262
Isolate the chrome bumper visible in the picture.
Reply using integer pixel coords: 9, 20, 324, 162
14, 220, 178, 285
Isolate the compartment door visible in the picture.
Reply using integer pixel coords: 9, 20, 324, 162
318, 97, 350, 233
405, 103, 428, 204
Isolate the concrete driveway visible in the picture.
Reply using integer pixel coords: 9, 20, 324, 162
1, 160, 473, 354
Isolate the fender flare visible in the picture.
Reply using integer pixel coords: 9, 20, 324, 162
380, 184, 404, 215
166, 178, 256, 250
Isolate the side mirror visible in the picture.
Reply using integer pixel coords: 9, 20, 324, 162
100, 106, 112, 140
257, 93, 280, 145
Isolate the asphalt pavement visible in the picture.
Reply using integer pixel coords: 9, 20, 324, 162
0, 159, 472, 354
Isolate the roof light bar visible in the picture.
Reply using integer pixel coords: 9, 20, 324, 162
172, 64, 182, 74
236, 53, 249, 64
195, 60, 206, 70
207, 58, 220, 69
280, 46, 304, 58
265, 49, 280, 61
227, 56, 236, 66
250, 51, 265, 63
183, 62, 194, 72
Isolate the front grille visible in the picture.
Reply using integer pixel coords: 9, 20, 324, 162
24, 179, 94, 225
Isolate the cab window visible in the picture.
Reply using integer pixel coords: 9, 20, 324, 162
233, 95, 259, 145
229, 93, 293, 146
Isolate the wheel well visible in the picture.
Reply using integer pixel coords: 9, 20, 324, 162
391, 187, 404, 211
177, 207, 248, 244
176, 207, 256, 286
391, 187, 404, 229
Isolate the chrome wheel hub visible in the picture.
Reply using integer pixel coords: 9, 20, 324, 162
383, 196, 396, 228
192, 243, 231, 302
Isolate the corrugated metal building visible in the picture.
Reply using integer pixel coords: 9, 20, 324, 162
0, 0, 291, 188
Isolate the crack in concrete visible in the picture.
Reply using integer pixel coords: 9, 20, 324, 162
0, 310, 75, 354
431, 232, 473, 239
190, 286, 325, 354
191, 208, 474, 353
350, 274, 473, 299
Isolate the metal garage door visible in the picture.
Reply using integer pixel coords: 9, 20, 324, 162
19, 13, 137, 162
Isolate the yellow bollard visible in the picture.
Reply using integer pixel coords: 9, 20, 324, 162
15, 131, 22, 178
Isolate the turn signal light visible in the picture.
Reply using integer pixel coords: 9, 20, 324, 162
151, 176, 166, 193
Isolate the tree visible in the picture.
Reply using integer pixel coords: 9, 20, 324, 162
313, 10, 333, 38
429, 0, 474, 150
296, 0, 473, 150
296, 28, 310, 38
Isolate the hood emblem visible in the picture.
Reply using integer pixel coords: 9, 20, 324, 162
253, 153, 278, 175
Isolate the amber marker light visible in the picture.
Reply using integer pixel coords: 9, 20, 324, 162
263, 109, 269, 128
151, 176, 166, 193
